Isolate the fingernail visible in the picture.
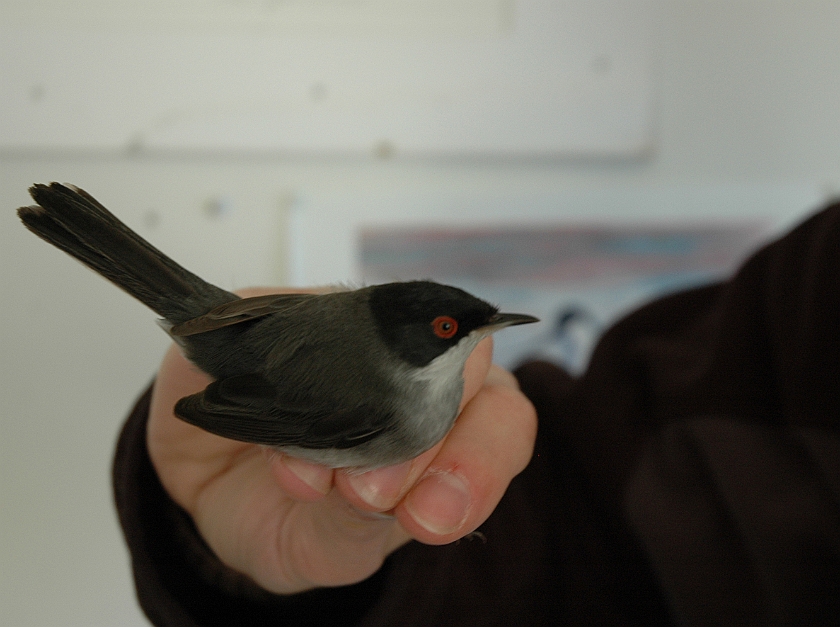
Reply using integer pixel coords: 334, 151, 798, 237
282, 455, 331, 496
347, 460, 413, 509
404, 471, 471, 536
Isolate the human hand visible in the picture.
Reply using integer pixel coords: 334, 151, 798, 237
146, 288, 537, 595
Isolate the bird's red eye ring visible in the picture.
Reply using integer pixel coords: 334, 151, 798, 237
432, 316, 458, 339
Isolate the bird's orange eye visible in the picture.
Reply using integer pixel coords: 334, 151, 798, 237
432, 316, 458, 339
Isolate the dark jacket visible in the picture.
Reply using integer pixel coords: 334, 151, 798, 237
114, 203, 840, 626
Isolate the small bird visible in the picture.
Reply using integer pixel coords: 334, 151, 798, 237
18, 183, 538, 468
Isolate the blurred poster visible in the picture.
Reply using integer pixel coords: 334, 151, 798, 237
359, 223, 768, 373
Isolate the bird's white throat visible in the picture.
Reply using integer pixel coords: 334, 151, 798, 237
406, 328, 492, 404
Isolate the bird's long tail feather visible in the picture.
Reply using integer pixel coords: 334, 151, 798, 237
18, 183, 236, 323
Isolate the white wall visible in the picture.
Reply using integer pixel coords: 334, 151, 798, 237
0, 1, 656, 157
2, 2, 840, 625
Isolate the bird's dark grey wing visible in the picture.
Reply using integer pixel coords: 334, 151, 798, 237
170, 293, 316, 337
174, 373, 389, 449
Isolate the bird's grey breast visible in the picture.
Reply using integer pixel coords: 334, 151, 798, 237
385, 331, 482, 453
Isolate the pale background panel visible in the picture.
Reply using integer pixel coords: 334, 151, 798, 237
0, 0, 654, 157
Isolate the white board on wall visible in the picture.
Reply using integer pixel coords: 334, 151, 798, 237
0, 0, 654, 157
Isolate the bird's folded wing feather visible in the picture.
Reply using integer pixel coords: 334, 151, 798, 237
170, 293, 316, 336
174, 372, 388, 449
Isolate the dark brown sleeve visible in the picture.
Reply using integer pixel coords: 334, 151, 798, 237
518, 202, 840, 626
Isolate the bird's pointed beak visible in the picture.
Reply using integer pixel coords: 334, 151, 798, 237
483, 312, 540, 331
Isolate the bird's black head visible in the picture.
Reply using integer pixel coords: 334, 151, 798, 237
368, 281, 501, 367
